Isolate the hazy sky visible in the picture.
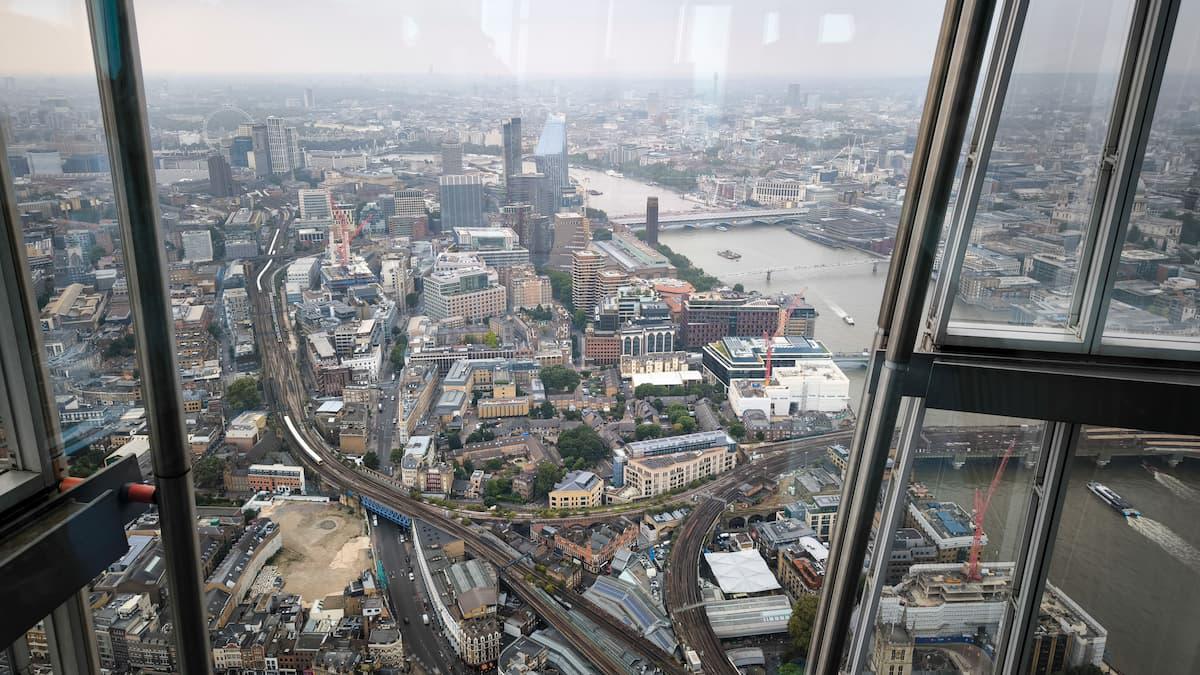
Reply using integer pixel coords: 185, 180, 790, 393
0, 0, 1183, 81
2, 0, 947, 79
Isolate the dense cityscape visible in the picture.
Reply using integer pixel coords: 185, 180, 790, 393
1, 53, 1198, 675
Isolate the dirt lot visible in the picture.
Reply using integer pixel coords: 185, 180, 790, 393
260, 500, 371, 605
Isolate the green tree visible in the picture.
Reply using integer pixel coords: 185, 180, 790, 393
732, 283, 745, 293
539, 365, 581, 394
225, 376, 261, 414
546, 270, 573, 309
193, 456, 225, 489
390, 339, 407, 370
447, 433, 462, 450
788, 594, 820, 658
532, 461, 566, 500
362, 452, 380, 470
556, 425, 608, 467
103, 334, 136, 359
636, 423, 663, 440
676, 416, 697, 434
483, 331, 500, 348
88, 244, 108, 265
591, 228, 613, 240
483, 457, 503, 472
728, 421, 747, 440
391, 448, 405, 464
530, 401, 557, 419
572, 309, 589, 330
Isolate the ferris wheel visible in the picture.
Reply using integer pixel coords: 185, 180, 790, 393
202, 105, 254, 146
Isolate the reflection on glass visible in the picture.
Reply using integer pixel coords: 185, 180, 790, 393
865, 410, 1044, 675
1102, 1, 1200, 343
949, 0, 1135, 332
1038, 427, 1200, 674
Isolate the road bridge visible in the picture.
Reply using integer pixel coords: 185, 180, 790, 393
610, 207, 809, 229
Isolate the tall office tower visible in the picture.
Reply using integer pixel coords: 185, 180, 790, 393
207, 154, 234, 198
266, 117, 301, 174
551, 212, 591, 261
249, 123, 271, 177
502, 117, 522, 197
530, 215, 554, 257
229, 132, 253, 168
303, 87, 314, 109
502, 204, 533, 250
441, 142, 463, 175
787, 83, 802, 108
284, 126, 303, 170
534, 113, 569, 198
645, 196, 660, 245
571, 249, 605, 313
439, 175, 485, 228
378, 193, 396, 219
507, 172, 555, 215
298, 189, 332, 220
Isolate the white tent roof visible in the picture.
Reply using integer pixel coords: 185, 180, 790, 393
704, 550, 782, 595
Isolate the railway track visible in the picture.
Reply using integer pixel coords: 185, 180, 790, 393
248, 261, 684, 675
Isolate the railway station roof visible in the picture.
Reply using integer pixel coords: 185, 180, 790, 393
703, 550, 782, 595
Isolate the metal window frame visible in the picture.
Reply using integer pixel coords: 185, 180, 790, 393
0, 131, 64, 513
931, 0, 1152, 352
845, 397, 925, 673
84, 0, 212, 671
1085, 0, 1186, 359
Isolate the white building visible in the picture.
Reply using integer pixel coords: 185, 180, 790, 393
180, 230, 214, 263
287, 257, 320, 289
425, 265, 507, 322
728, 361, 850, 416
751, 179, 805, 206
265, 116, 302, 173
298, 188, 332, 220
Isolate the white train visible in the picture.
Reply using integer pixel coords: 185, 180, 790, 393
283, 415, 323, 465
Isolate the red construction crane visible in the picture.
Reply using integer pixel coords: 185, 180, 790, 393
763, 292, 807, 386
965, 439, 1017, 582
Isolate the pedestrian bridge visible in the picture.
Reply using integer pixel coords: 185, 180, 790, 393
610, 207, 809, 229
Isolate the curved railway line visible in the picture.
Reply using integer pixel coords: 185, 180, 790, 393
249, 256, 685, 674
248, 242, 854, 673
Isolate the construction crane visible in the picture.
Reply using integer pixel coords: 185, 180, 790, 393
762, 292, 807, 386
965, 439, 1017, 582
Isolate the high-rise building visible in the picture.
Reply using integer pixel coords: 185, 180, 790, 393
441, 142, 463, 175
248, 123, 271, 177
206, 154, 234, 198
501, 117, 522, 198
551, 212, 591, 266
439, 174, 484, 229
507, 172, 555, 215
645, 196, 659, 245
533, 113, 569, 198
394, 189, 426, 218
502, 204, 533, 250
265, 117, 301, 174
298, 189, 332, 221
303, 87, 314, 109
571, 249, 605, 313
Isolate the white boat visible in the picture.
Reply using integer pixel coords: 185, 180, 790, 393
604, 169, 624, 178
715, 224, 730, 232
843, 316, 856, 325
1087, 481, 1141, 517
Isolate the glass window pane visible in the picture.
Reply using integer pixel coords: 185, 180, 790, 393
1102, 1, 1200, 345
1037, 427, 1200, 674
862, 410, 1047, 675
947, 0, 1135, 334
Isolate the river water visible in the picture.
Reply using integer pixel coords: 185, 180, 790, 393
912, 455, 1200, 674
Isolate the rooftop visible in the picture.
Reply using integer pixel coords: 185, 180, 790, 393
704, 550, 782, 595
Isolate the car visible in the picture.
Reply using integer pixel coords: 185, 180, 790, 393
403, 616, 410, 624
408, 572, 415, 581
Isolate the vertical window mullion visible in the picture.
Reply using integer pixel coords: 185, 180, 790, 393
846, 397, 927, 673
0, 124, 65, 500
999, 422, 1078, 674
1081, 0, 1183, 352
931, 0, 1030, 345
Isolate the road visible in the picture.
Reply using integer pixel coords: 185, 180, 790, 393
247, 257, 684, 675
373, 519, 465, 675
